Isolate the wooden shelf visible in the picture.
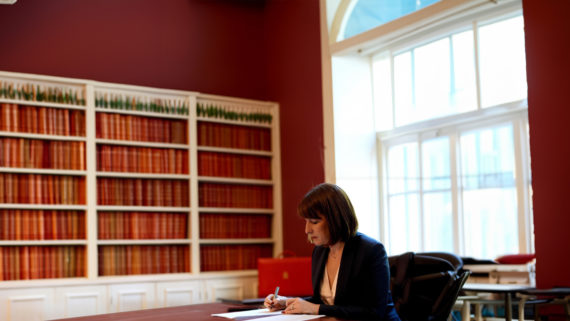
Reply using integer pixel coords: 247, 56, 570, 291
197, 145, 272, 156
0, 131, 86, 141
97, 172, 190, 179
95, 138, 189, 149
197, 116, 272, 128
0, 98, 85, 110
95, 107, 188, 120
0, 167, 87, 176
198, 176, 272, 185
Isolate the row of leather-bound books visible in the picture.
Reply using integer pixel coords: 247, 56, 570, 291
96, 112, 187, 144
200, 244, 273, 271
199, 213, 271, 239
97, 177, 190, 207
1, 137, 86, 170
198, 151, 271, 180
0, 103, 85, 136
0, 210, 274, 241
197, 121, 271, 151
198, 182, 273, 209
0, 209, 86, 240
98, 211, 187, 240
97, 144, 189, 174
0, 173, 86, 204
0, 245, 86, 280
98, 245, 190, 276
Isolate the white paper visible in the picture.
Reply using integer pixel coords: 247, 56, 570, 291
211, 308, 324, 321
253, 314, 325, 321
211, 308, 282, 319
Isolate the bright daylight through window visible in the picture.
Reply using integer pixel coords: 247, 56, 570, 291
331, 1, 532, 260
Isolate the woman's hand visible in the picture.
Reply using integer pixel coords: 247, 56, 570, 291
283, 298, 319, 315
264, 293, 287, 311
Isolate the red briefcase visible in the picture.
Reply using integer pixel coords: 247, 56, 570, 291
258, 255, 312, 297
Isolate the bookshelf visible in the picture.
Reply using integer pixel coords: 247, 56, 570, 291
0, 75, 88, 282
93, 84, 193, 278
196, 96, 280, 273
0, 71, 281, 320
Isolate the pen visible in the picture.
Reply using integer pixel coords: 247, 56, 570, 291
271, 286, 280, 308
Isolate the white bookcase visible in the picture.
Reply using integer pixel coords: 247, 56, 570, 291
0, 71, 282, 321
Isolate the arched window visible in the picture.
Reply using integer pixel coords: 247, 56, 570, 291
325, 0, 533, 259
341, 0, 441, 40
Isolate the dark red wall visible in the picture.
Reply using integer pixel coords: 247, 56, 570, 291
0, 0, 324, 255
264, 0, 324, 257
0, 0, 269, 97
522, 0, 570, 288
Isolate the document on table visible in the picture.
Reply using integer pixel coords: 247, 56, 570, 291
212, 308, 324, 321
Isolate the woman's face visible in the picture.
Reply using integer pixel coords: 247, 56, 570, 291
304, 214, 330, 246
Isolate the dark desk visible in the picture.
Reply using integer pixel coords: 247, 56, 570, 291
462, 283, 533, 321
519, 287, 570, 320
50, 303, 341, 321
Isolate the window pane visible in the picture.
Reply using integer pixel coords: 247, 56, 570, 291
479, 15, 527, 107
422, 137, 451, 190
461, 125, 515, 190
423, 191, 453, 252
343, 0, 441, 40
462, 188, 518, 258
373, 55, 394, 131
460, 125, 519, 258
451, 30, 477, 112
394, 52, 414, 126
422, 137, 453, 252
394, 32, 477, 126
414, 38, 451, 121
387, 142, 419, 194
388, 194, 421, 254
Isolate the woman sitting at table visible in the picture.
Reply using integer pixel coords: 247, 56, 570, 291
264, 183, 400, 320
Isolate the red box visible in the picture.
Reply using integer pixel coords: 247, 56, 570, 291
258, 257, 312, 297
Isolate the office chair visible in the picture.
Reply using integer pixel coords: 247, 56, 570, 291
389, 252, 471, 321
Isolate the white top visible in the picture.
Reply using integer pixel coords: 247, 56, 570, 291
320, 264, 339, 305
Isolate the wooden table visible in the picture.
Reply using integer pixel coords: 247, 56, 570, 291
518, 287, 570, 320
50, 303, 342, 321
462, 283, 534, 321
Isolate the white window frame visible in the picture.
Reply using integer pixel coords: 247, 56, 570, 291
378, 103, 532, 256
321, 0, 534, 257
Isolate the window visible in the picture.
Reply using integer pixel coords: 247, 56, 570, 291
377, 13, 532, 258
328, 0, 532, 259
342, 0, 442, 41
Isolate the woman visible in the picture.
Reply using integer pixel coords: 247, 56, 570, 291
264, 183, 400, 320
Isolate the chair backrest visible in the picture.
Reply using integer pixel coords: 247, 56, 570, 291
418, 252, 464, 272
389, 252, 470, 321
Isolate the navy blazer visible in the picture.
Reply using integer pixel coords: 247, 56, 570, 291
307, 232, 400, 320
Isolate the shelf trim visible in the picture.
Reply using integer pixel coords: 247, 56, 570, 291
97, 239, 191, 246
0, 240, 88, 246
197, 146, 272, 156
95, 139, 189, 149
0, 98, 86, 109
0, 204, 88, 210
96, 206, 191, 212
199, 238, 274, 245
96, 107, 189, 120
198, 207, 274, 214
0, 131, 86, 141
0, 167, 87, 176
198, 176, 273, 185
96, 172, 190, 179
197, 116, 271, 128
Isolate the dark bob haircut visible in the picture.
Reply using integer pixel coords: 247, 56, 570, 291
298, 183, 358, 244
